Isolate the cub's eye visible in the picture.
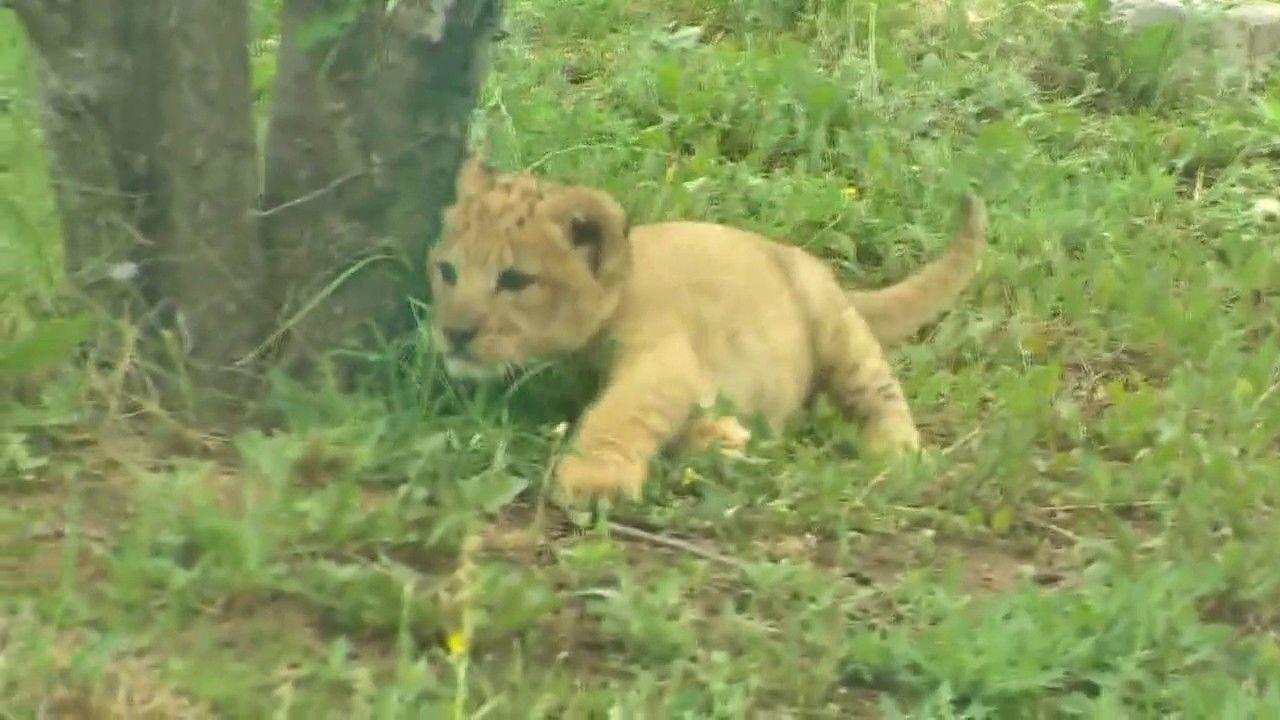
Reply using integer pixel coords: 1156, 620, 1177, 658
496, 268, 535, 292
437, 262, 457, 286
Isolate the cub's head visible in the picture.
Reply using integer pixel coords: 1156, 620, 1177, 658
427, 158, 630, 379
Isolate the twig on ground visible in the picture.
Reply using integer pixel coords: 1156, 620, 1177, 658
941, 428, 981, 455
603, 521, 748, 571
1024, 515, 1081, 544
854, 469, 889, 505
27, 525, 109, 544
1037, 499, 1168, 513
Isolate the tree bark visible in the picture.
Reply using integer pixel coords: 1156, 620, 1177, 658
13, 0, 268, 396
260, 0, 502, 369
155, 0, 269, 388
10, 1, 158, 313
13, 0, 502, 400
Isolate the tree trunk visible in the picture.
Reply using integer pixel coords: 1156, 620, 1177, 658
153, 0, 270, 389
9, 2, 159, 314
260, 0, 502, 370
12, 0, 268, 397
13, 0, 502, 400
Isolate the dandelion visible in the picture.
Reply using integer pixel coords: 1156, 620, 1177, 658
446, 630, 469, 658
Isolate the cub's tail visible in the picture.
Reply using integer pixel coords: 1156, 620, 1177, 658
848, 193, 988, 346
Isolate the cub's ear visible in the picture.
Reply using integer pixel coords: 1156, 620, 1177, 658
544, 187, 631, 287
455, 153, 494, 199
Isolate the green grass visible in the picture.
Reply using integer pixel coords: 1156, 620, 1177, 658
4, 0, 1280, 715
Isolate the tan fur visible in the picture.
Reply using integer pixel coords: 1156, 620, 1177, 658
849, 193, 987, 346
429, 158, 988, 503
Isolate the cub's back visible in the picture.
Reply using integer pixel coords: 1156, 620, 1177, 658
622, 221, 803, 325
613, 221, 818, 426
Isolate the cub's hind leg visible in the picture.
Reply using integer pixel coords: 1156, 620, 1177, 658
817, 303, 920, 454
778, 248, 920, 454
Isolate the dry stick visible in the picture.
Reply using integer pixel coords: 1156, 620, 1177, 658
233, 253, 395, 366
254, 134, 437, 218
252, 168, 366, 218
537, 481, 748, 571
1251, 380, 1280, 412
524, 143, 664, 172
603, 521, 748, 572
27, 526, 109, 544
1024, 515, 1082, 544
892, 502, 1086, 545
853, 469, 889, 505
1038, 500, 1169, 513
942, 428, 981, 455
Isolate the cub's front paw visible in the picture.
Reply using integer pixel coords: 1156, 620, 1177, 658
862, 417, 921, 455
555, 452, 647, 504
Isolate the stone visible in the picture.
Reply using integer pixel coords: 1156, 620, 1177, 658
1217, 3, 1280, 76
1106, 0, 1280, 81
1111, 0, 1191, 29
1252, 197, 1280, 225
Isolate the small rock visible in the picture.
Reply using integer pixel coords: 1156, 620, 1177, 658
1111, 0, 1189, 30
1218, 3, 1280, 76
1108, 0, 1280, 81
107, 261, 140, 282
1252, 197, 1280, 224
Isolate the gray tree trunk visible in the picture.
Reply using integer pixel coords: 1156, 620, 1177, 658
9, 2, 161, 316
155, 1, 270, 387
12, 0, 502, 399
260, 0, 503, 371
12, 0, 269, 398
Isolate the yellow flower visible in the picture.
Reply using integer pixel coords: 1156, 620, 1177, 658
842, 185, 860, 200
446, 631, 468, 657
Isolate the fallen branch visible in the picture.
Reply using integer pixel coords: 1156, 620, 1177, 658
1037, 499, 1169, 513
941, 428, 981, 455
1024, 515, 1081, 544
604, 521, 747, 572
252, 168, 366, 218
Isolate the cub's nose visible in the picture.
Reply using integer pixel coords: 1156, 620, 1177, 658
443, 327, 479, 353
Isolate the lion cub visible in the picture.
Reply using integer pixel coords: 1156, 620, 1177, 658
429, 158, 987, 503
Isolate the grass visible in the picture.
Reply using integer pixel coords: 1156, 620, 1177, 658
4, 0, 1280, 715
